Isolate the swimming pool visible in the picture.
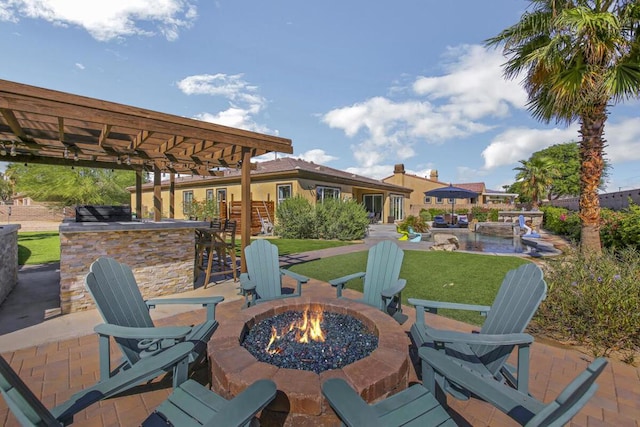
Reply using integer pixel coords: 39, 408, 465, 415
429, 231, 538, 254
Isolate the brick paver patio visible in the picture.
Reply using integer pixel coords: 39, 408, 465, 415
1, 277, 638, 426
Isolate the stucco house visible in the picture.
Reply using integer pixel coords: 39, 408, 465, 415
130, 157, 412, 226
382, 164, 517, 217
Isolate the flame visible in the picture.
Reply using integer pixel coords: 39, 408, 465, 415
265, 306, 325, 354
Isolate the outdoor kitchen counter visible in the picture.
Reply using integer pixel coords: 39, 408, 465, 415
59, 220, 208, 314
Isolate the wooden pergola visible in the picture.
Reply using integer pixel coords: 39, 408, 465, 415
0, 79, 293, 271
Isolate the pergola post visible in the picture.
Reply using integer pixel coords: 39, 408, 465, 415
153, 164, 162, 222
169, 173, 175, 219
240, 147, 252, 273
135, 170, 143, 219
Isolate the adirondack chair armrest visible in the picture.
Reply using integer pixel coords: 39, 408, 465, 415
51, 343, 195, 424
408, 297, 491, 315
146, 296, 224, 307
239, 272, 255, 292
146, 296, 224, 321
322, 378, 383, 426
202, 379, 278, 427
418, 347, 544, 418
425, 327, 534, 346
94, 323, 192, 340
329, 272, 366, 298
281, 268, 309, 284
381, 279, 406, 298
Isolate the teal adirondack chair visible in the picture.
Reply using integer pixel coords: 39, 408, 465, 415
322, 378, 458, 427
85, 257, 225, 384
329, 240, 407, 323
420, 347, 607, 426
240, 239, 309, 307
0, 343, 277, 427
142, 378, 276, 427
0, 343, 193, 426
409, 263, 547, 397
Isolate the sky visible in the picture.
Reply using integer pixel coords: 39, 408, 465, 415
1, 0, 639, 193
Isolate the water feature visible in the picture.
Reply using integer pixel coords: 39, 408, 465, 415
429, 231, 544, 254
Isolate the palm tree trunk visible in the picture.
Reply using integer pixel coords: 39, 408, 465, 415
578, 106, 607, 255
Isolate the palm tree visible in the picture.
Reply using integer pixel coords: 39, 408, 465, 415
486, 0, 640, 254
514, 157, 559, 209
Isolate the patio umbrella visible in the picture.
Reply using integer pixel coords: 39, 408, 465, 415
424, 184, 478, 225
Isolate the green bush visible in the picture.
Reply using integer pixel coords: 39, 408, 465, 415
533, 247, 640, 362
428, 208, 446, 218
419, 209, 432, 222
618, 204, 640, 250
315, 198, 369, 240
398, 215, 430, 233
184, 198, 219, 220
470, 206, 498, 221
276, 196, 368, 240
540, 206, 581, 240
275, 195, 316, 238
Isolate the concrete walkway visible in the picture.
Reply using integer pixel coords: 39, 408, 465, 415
0, 225, 637, 425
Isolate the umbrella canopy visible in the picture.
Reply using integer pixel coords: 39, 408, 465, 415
424, 184, 478, 225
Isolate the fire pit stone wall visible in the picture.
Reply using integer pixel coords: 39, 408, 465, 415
208, 295, 411, 426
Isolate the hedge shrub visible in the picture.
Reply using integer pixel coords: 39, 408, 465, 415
276, 196, 369, 240
533, 247, 640, 362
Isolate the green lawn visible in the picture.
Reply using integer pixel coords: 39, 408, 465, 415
16, 232, 527, 325
288, 251, 530, 325
18, 231, 60, 265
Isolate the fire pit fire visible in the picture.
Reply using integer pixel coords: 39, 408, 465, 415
242, 304, 378, 374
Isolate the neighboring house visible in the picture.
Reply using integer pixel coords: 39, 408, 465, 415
382, 164, 517, 216
130, 157, 412, 224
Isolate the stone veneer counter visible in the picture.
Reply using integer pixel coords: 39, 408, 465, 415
59, 220, 208, 314
0, 224, 20, 308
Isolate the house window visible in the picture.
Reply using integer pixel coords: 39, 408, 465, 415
390, 195, 404, 221
448, 198, 455, 204
436, 197, 444, 204
182, 191, 193, 215
316, 186, 340, 202
277, 184, 292, 204
216, 189, 227, 203
206, 189, 214, 201
424, 196, 432, 204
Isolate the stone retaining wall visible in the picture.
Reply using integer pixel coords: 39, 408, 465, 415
0, 225, 20, 308
60, 225, 197, 314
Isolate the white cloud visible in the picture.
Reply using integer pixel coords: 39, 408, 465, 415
177, 74, 264, 106
413, 45, 527, 119
194, 108, 272, 134
253, 149, 338, 165
74, 62, 85, 70
481, 126, 579, 169
180, 73, 275, 135
345, 164, 396, 180
322, 45, 528, 174
602, 117, 640, 163
296, 149, 338, 164
481, 117, 640, 171
0, 0, 197, 41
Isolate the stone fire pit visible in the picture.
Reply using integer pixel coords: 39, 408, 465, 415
208, 292, 410, 426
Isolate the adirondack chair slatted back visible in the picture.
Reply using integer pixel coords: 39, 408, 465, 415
526, 358, 607, 427
0, 355, 60, 426
85, 257, 155, 365
244, 240, 282, 300
474, 263, 546, 376
362, 241, 404, 309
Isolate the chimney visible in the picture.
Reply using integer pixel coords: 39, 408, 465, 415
394, 164, 405, 175
430, 169, 438, 180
